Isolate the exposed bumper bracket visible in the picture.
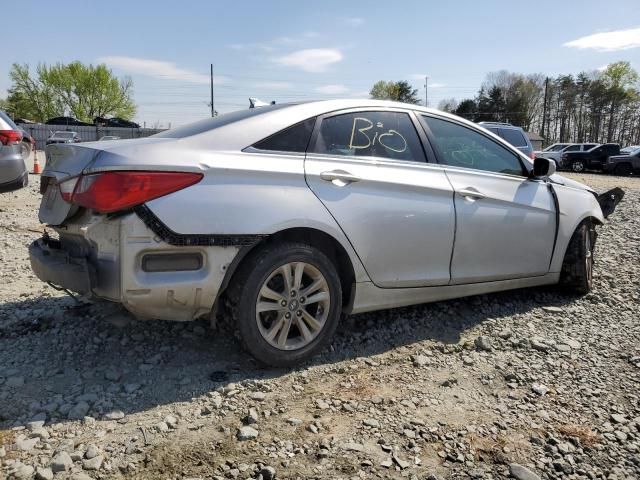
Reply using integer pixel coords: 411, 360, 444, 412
597, 187, 625, 219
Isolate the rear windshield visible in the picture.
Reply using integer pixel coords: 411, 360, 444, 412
154, 104, 294, 139
0, 111, 18, 129
500, 128, 528, 147
544, 144, 567, 152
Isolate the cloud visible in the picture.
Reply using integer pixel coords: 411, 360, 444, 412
342, 17, 365, 27
275, 48, 343, 73
429, 83, 447, 88
564, 27, 640, 51
315, 84, 349, 94
409, 73, 427, 80
257, 82, 293, 90
98, 56, 223, 84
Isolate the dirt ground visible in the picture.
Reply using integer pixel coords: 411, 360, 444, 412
1, 153, 639, 480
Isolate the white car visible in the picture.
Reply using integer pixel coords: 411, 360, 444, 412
536, 143, 599, 168
29, 100, 624, 366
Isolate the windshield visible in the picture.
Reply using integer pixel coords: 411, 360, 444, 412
53, 132, 75, 138
544, 144, 567, 152
621, 146, 640, 154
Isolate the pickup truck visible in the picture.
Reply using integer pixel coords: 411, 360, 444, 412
562, 143, 621, 172
602, 146, 640, 175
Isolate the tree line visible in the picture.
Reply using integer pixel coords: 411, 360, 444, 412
1, 62, 135, 123
438, 61, 640, 147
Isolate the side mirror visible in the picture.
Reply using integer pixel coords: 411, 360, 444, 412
532, 157, 556, 179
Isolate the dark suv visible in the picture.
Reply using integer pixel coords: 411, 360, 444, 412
562, 143, 621, 172
478, 122, 535, 160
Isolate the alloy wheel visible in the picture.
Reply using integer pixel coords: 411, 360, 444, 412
585, 231, 593, 288
255, 262, 330, 351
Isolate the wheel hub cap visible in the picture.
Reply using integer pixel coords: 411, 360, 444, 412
255, 261, 330, 351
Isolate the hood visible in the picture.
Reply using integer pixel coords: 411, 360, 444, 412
550, 173, 595, 193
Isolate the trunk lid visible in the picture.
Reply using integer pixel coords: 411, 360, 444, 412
38, 137, 189, 225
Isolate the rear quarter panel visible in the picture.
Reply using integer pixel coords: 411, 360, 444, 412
145, 150, 371, 283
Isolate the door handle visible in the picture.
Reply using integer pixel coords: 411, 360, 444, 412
458, 188, 486, 200
320, 170, 361, 185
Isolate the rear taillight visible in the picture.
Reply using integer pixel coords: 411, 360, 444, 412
59, 171, 203, 213
0, 130, 23, 146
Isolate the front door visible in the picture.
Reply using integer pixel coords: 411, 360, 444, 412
421, 115, 556, 284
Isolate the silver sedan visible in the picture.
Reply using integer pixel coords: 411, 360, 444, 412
29, 100, 623, 366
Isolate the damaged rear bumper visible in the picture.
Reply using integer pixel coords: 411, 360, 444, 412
29, 236, 95, 295
596, 187, 625, 218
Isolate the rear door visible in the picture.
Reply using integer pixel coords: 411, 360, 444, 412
421, 115, 556, 284
304, 109, 455, 288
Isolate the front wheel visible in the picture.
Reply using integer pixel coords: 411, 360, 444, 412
614, 163, 632, 176
559, 221, 595, 294
571, 160, 585, 173
228, 242, 342, 367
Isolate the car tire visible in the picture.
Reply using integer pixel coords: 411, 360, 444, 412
559, 220, 595, 295
614, 163, 632, 176
227, 242, 342, 367
571, 160, 585, 173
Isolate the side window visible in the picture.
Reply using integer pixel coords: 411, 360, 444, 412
564, 145, 581, 152
252, 117, 316, 153
499, 128, 528, 147
423, 116, 525, 176
583, 144, 597, 150
313, 111, 426, 162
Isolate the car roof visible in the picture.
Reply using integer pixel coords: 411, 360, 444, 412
155, 99, 498, 150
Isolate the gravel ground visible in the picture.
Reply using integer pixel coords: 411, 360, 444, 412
1, 156, 639, 480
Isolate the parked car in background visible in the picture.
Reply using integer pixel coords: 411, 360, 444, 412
603, 146, 640, 175
536, 143, 599, 168
94, 117, 140, 128
45, 116, 93, 126
99, 135, 121, 141
18, 128, 36, 160
0, 110, 28, 193
46, 131, 81, 145
29, 100, 623, 366
562, 143, 621, 172
620, 145, 640, 154
477, 122, 534, 159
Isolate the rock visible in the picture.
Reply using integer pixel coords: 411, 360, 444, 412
26, 420, 45, 431
104, 368, 121, 381
6, 376, 25, 387
411, 354, 430, 366
380, 459, 393, 468
70, 473, 94, 480
123, 383, 141, 394
392, 453, 410, 469
154, 421, 169, 433
51, 451, 73, 473
249, 391, 267, 401
67, 401, 91, 420
237, 426, 259, 441
104, 409, 125, 420
342, 442, 365, 452
164, 414, 178, 428
315, 399, 330, 409
35, 466, 54, 480
260, 466, 276, 480
530, 338, 550, 352
85, 444, 100, 459
498, 328, 513, 339
307, 424, 319, 434
0, 446, 5, 457
244, 407, 259, 425
15, 435, 39, 451
509, 463, 541, 480
542, 306, 563, 313
363, 418, 380, 428
12, 463, 35, 479
82, 455, 103, 470
286, 418, 303, 425
475, 336, 493, 351
610, 413, 627, 424
531, 383, 549, 396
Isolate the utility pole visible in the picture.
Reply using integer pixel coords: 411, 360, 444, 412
541, 77, 549, 143
210, 64, 215, 117
424, 76, 429, 107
